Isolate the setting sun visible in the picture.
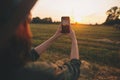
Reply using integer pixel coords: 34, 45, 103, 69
72, 16, 82, 23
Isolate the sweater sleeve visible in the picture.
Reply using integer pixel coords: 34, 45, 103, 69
15, 59, 81, 80
29, 49, 40, 61
55, 59, 81, 80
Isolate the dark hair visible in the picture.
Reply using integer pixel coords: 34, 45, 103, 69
0, 14, 32, 70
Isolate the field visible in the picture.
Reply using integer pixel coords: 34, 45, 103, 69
30, 24, 120, 79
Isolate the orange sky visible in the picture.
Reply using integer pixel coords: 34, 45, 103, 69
31, 0, 120, 24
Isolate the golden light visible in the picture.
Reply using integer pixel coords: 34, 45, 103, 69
73, 17, 82, 23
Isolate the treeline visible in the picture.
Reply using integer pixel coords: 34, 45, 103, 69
31, 17, 60, 24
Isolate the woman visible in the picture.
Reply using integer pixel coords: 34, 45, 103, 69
1, 14, 81, 80
0, 1, 81, 80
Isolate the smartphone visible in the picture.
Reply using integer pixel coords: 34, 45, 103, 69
61, 16, 70, 33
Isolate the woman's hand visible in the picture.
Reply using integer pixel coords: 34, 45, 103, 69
54, 25, 76, 40
54, 24, 77, 41
53, 25, 63, 39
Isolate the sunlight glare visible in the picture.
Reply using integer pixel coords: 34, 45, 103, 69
74, 17, 82, 23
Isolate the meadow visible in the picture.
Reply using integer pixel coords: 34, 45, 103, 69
30, 24, 120, 68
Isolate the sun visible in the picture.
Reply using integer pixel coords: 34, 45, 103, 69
73, 17, 82, 23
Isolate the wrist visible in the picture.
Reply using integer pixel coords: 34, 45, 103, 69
71, 36, 77, 41
72, 39, 77, 43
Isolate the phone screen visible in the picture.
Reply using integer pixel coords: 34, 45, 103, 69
62, 19, 69, 26
61, 17, 70, 33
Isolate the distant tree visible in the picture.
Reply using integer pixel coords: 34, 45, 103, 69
31, 17, 53, 24
42, 17, 52, 24
53, 21, 61, 24
106, 6, 118, 21
104, 6, 120, 25
31, 17, 41, 23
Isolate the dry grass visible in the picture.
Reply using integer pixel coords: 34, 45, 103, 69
30, 24, 120, 79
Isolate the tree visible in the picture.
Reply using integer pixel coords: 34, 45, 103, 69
104, 6, 120, 25
31, 17, 41, 23
31, 17, 53, 24
42, 17, 52, 23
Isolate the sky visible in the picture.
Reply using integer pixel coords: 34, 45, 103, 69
31, 0, 120, 24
